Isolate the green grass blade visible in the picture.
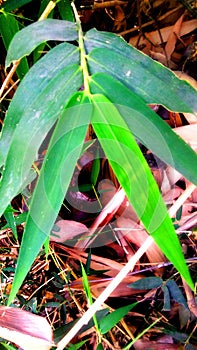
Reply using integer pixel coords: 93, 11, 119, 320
8, 92, 92, 304
85, 29, 197, 112
90, 73, 197, 187
6, 19, 78, 67
91, 94, 194, 290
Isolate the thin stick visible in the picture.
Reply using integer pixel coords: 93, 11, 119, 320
56, 235, 154, 349
168, 183, 196, 218
0, 60, 20, 99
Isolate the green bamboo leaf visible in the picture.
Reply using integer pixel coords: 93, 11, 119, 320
8, 92, 92, 304
1, 0, 32, 12
90, 73, 197, 186
1, 42, 80, 164
6, 19, 78, 67
99, 302, 137, 334
85, 29, 197, 112
58, 0, 75, 21
0, 13, 29, 79
91, 93, 194, 290
0, 47, 81, 218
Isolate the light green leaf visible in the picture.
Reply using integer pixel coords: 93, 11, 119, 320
85, 29, 197, 112
0, 45, 81, 218
91, 93, 194, 290
8, 92, 92, 304
90, 73, 197, 186
6, 19, 78, 67
99, 302, 137, 334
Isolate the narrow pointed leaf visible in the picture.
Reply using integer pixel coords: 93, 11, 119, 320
99, 302, 137, 334
6, 19, 78, 67
85, 29, 197, 112
1, 42, 80, 163
8, 92, 92, 304
90, 73, 197, 186
91, 94, 194, 289
0, 46, 81, 218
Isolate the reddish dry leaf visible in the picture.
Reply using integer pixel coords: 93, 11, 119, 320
0, 306, 54, 350
65, 246, 126, 277
165, 14, 185, 60
67, 275, 146, 297
129, 19, 197, 47
50, 220, 89, 244
134, 339, 183, 350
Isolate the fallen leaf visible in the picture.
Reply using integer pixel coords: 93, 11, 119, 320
0, 306, 54, 350
50, 220, 89, 244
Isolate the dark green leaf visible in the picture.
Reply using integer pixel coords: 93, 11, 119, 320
86, 29, 197, 112
8, 92, 92, 304
162, 284, 171, 311
129, 277, 163, 290
166, 280, 188, 308
99, 302, 137, 334
1, 0, 32, 12
0, 44, 81, 219
6, 19, 78, 67
58, 0, 75, 21
0, 13, 29, 79
1, 42, 80, 164
90, 73, 197, 187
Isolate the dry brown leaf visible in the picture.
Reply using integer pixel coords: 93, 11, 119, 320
129, 19, 197, 47
174, 124, 197, 151
116, 217, 165, 267
67, 275, 146, 297
62, 246, 125, 277
165, 14, 184, 60
50, 220, 89, 244
0, 306, 54, 350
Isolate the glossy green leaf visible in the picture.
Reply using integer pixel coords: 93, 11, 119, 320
0, 45, 81, 218
85, 29, 197, 112
90, 73, 197, 186
99, 302, 137, 334
91, 93, 194, 289
6, 19, 78, 67
0, 13, 29, 79
8, 92, 92, 304
129, 277, 163, 290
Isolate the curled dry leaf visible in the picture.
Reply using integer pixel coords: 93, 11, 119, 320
50, 220, 89, 244
0, 306, 54, 350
